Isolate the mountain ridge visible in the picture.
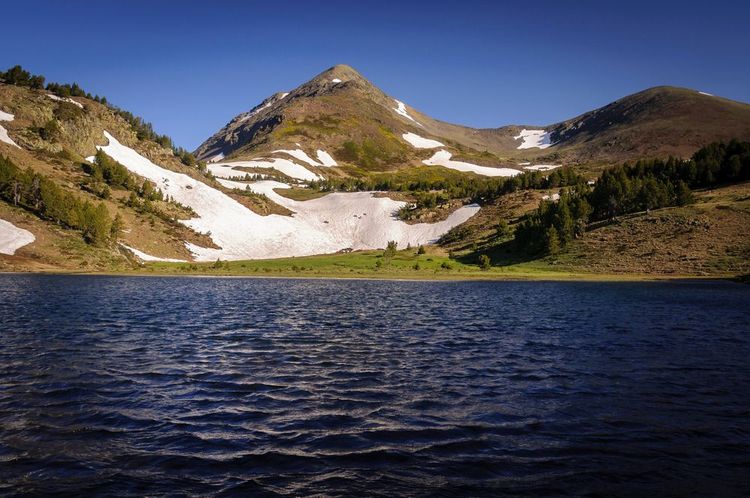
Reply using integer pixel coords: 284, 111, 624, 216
195, 65, 750, 172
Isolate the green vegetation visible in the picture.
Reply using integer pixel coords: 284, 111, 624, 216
514, 140, 750, 255
514, 190, 591, 254
1, 64, 202, 167
308, 165, 586, 204
84, 150, 136, 190
0, 65, 46, 89
335, 127, 408, 169
1, 155, 114, 245
142, 248, 648, 280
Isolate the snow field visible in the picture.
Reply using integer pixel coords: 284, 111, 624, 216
97, 131, 479, 261
514, 129, 553, 149
402, 132, 444, 149
423, 150, 521, 177
0, 219, 35, 255
0, 110, 20, 148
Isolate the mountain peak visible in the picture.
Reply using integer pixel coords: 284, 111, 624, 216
306, 64, 369, 88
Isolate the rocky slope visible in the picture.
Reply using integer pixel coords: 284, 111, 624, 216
196, 65, 750, 175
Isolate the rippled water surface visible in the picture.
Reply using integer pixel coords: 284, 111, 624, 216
1, 275, 749, 497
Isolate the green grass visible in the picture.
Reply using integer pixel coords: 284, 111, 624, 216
274, 187, 331, 201
136, 249, 665, 281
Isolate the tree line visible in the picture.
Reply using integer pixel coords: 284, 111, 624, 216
307, 166, 586, 204
514, 140, 750, 255
1, 65, 199, 167
0, 155, 120, 245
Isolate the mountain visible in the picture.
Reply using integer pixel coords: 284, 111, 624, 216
547, 86, 750, 163
1, 64, 749, 277
0, 68, 480, 268
196, 65, 750, 175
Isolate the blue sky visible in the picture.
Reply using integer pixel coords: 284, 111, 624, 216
3, 0, 748, 150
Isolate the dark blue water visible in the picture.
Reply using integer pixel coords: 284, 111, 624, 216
0, 275, 748, 497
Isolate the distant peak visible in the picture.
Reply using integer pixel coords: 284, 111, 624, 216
315, 64, 366, 83
328, 63, 359, 74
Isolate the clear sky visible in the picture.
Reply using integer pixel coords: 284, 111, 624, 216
3, 0, 748, 150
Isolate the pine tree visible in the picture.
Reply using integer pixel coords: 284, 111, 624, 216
110, 213, 124, 239
545, 226, 560, 255
675, 181, 694, 206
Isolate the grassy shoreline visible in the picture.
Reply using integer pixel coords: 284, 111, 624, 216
1, 248, 739, 282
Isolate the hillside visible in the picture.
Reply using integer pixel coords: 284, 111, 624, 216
0, 69, 479, 268
196, 65, 750, 178
547, 86, 750, 164
2, 64, 749, 276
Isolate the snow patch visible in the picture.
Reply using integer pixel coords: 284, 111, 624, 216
514, 129, 553, 150
280, 92, 290, 99
0, 110, 20, 148
238, 101, 272, 122
0, 218, 35, 255
316, 150, 338, 167
46, 93, 83, 109
209, 152, 225, 163
402, 132, 443, 149
96, 131, 478, 261
331, 78, 342, 83
273, 149, 322, 167
698, 91, 714, 97
423, 150, 521, 177
393, 99, 421, 126
523, 164, 562, 171
542, 193, 561, 201
120, 243, 186, 262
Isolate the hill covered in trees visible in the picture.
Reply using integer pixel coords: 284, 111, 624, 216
514, 140, 750, 255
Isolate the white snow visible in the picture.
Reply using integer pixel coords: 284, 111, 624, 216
0, 219, 35, 255
331, 78, 342, 83
46, 93, 83, 109
238, 101, 272, 122
514, 129, 553, 150
280, 92, 290, 99
215, 177, 259, 190
209, 152, 225, 163
273, 148, 323, 167
0, 110, 20, 148
423, 150, 521, 177
120, 243, 186, 263
393, 99, 421, 125
96, 131, 477, 260
523, 164, 562, 171
698, 91, 714, 97
316, 149, 338, 167
542, 193, 561, 201
402, 132, 444, 149
209, 158, 322, 182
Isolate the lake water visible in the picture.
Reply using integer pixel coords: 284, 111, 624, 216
0, 275, 748, 497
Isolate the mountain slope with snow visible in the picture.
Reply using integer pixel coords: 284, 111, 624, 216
97, 131, 478, 261
196, 66, 750, 171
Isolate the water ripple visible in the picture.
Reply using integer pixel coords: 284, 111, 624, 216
0, 276, 748, 496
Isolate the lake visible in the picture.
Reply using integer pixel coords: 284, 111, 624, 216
0, 275, 748, 497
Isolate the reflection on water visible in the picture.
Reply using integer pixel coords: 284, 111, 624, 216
0, 276, 748, 496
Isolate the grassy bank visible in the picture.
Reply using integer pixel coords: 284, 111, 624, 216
127, 248, 709, 281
